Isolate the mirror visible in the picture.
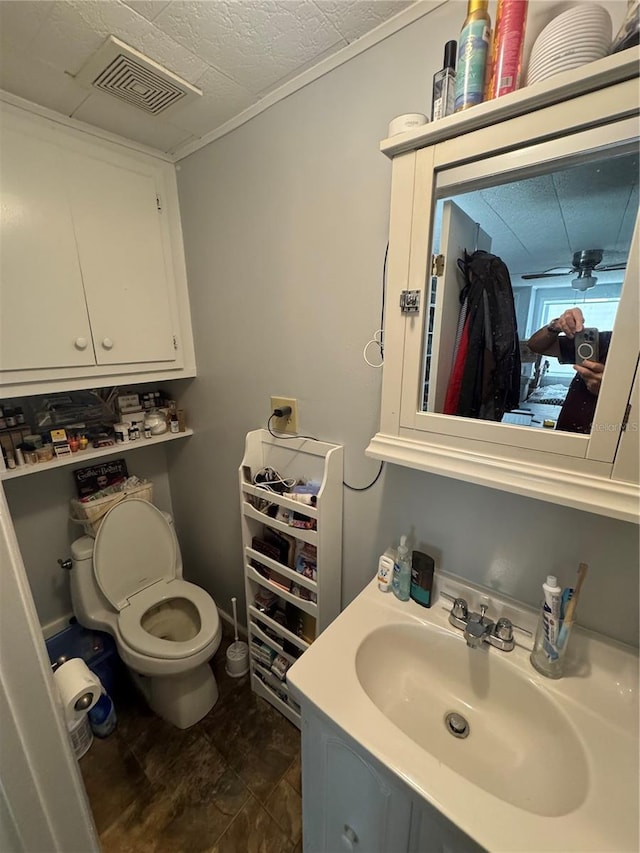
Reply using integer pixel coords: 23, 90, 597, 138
422, 146, 638, 436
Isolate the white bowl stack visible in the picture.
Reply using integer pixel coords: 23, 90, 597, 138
526, 3, 612, 86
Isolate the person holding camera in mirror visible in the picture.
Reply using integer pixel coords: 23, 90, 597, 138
527, 307, 611, 433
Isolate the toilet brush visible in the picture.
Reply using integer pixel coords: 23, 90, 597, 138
225, 596, 249, 678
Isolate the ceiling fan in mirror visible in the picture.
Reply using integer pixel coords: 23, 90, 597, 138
521, 249, 627, 291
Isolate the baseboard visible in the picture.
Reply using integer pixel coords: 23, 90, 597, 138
41, 613, 74, 640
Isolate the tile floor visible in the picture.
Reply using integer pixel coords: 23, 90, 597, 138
79, 622, 302, 853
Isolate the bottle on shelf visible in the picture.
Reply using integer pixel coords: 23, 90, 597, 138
454, 0, 492, 112
431, 40, 457, 121
486, 0, 528, 100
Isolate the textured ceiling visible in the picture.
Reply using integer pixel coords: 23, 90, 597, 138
0, 0, 415, 155
439, 150, 638, 277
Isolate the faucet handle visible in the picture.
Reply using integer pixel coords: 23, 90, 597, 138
451, 598, 468, 620
493, 617, 514, 642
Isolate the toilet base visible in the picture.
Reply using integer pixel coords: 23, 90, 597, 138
130, 663, 219, 729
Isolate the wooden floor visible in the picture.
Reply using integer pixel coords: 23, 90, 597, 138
79, 621, 302, 853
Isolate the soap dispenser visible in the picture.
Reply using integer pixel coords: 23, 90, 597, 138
392, 536, 411, 601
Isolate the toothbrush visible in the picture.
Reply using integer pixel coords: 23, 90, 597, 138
558, 563, 588, 648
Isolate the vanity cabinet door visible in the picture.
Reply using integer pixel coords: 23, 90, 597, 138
68, 152, 178, 367
408, 797, 483, 853
0, 120, 96, 371
302, 711, 411, 853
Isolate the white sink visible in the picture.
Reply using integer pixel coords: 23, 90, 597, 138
356, 623, 588, 816
288, 577, 639, 852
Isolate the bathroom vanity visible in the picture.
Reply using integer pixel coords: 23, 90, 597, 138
287, 579, 639, 853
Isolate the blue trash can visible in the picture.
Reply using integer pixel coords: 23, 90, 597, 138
45, 621, 122, 696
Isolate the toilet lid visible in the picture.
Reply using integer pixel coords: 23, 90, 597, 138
94, 499, 176, 610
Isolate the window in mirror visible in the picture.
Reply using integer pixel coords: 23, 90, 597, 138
423, 146, 637, 436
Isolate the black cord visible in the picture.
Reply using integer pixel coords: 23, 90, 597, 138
267, 414, 318, 441
378, 242, 388, 359
265, 415, 385, 492
343, 460, 385, 492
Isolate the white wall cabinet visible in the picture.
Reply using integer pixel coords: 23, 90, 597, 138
239, 429, 343, 728
367, 52, 640, 523
0, 100, 195, 395
301, 707, 482, 853
0, 122, 95, 372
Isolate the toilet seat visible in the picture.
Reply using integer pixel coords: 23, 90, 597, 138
93, 499, 220, 661
118, 579, 220, 660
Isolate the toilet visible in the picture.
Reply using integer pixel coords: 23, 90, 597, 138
70, 499, 222, 729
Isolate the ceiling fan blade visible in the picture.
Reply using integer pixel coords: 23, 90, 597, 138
521, 270, 572, 280
595, 263, 627, 272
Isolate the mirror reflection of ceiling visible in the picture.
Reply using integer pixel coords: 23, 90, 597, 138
437, 151, 638, 278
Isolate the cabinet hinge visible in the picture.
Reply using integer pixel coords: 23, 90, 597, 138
156, 195, 162, 211
621, 403, 631, 431
400, 290, 420, 314
173, 335, 178, 350
432, 254, 445, 276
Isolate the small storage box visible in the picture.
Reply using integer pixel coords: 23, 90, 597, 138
69, 480, 153, 537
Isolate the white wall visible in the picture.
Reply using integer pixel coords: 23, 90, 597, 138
169, 0, 638, 647
3, 444, 175, 634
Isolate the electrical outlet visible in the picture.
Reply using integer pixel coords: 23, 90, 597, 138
270, 397, 298, 434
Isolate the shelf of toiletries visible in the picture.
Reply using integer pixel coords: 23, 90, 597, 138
382, 47, 639, 159
249, 607, 305, 726
239, 429, 343, 727
248, 606, 310, 654
240, 498, 318, 547
0, 429, 193, 481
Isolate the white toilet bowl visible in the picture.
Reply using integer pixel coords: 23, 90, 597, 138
70, 499, 222, 729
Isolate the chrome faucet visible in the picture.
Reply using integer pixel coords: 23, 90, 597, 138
464, 603, 494, 648
448, 597, 516, 652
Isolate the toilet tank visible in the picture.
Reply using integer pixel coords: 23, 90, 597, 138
70, 535, 116, 631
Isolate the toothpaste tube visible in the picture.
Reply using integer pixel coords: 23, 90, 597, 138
542, 574, 562, 659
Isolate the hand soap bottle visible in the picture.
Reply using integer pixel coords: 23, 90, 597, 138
392, 536, 411, 601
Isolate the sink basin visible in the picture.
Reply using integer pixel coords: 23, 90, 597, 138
355, 623, 589, 816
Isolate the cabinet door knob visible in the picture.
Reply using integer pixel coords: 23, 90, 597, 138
341, 825, 358, 850
101, 337, 114, 350
74, 337, 88, 350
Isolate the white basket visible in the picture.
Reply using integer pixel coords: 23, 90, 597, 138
69, 481, 154, 537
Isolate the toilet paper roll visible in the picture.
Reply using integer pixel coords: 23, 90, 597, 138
53, 658, 101, 725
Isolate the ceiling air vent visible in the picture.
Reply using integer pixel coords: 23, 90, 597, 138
75, 36, 202, 116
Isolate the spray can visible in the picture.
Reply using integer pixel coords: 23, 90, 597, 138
487, 0, 528, 99
454, 0, 492, 112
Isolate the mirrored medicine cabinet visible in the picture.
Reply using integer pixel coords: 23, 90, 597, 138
368, 57, 640, 522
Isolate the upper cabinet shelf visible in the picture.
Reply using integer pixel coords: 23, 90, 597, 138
381, 49, 640, 158
0, 429, 193, 481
